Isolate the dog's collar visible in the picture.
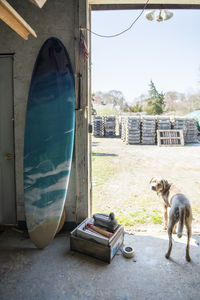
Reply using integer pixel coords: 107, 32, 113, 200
157, 184, 171, 196
165, 184, 172, 194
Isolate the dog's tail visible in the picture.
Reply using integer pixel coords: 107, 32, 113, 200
177, 207, 185, 238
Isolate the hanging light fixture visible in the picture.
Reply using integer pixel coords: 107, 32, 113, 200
145, 9, 173, 22
156, 10, 163, 22
145, 10, 155, 21
163, 9, 174, 21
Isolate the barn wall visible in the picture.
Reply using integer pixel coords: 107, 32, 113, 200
0, 0, 90, 225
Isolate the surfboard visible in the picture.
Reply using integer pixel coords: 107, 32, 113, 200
24, 37, 75, 248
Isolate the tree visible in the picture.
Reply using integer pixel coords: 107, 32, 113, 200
98, 106, 119, 116
126, 102, 143, 113
104, 90, 126, 110
91, 93, 97, 115
164, 91, 179, 112
144, 80, 165, 115
93, 90, 127, 111
91, 102, 97, 115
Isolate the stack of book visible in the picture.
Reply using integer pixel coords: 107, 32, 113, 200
76, 218, 123, 246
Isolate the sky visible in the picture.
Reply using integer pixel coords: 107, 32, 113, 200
91, 9, 200, 104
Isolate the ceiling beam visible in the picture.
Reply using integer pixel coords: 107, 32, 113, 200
0, 0, 37, 40
89, 0, 200, 4
91, 4, 200, 10
29, 0, 47, 9
89, 0, 200, 10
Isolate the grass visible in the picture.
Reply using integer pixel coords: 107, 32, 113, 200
92, 138, 200, 229
92, 163, 163, 226
92, 155, 116, 187
115, 204, 162, 227
92, 153, 119, 213
92, 151, 163, 227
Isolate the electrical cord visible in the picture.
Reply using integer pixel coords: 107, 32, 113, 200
81, 0, 150, 38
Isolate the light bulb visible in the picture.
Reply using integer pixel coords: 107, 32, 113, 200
145, 10, 155, 21
164, 10, 173, 21
156, 10, 163, 22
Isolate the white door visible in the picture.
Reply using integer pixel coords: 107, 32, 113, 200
0, 55, 16, 224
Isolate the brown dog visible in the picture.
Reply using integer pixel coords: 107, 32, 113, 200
150, 177, 192, 262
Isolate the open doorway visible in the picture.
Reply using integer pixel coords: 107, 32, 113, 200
90, 6, 200, 233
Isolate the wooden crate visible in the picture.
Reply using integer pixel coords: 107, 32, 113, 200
70, 219, 124, 263
157, 130, 184, 147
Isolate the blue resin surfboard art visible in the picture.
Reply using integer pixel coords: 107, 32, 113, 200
24, 37, 75, 248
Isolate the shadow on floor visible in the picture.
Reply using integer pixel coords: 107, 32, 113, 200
0, 229, 200, 300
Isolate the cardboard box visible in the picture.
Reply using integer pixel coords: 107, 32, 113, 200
70, 219, 124, 263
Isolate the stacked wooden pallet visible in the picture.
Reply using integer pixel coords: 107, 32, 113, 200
93, 116, 104, 137
157, 116, 171, 130
141, 116, 156, 144
92, 115, 199, 144
125, 116, 141, 144
185, 118, 198, 143
104, 116, 116, 137
157, 130, 184, 146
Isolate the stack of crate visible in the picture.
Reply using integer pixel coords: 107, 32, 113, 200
173, 117, 187, 140
157, 116, 171, 130
104, 116, 116, 137
141, 116, 156, 145
125, 116, 141, 144
93, 116, 104, 137
185, 118, 198, 143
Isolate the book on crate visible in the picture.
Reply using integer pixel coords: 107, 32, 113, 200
76, 218, 123, 246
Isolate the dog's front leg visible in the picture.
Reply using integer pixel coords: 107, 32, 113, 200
163, 203, 168, 230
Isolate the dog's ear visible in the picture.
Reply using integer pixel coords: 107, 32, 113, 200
149, 177, 155, 184
161, 179, 169, 192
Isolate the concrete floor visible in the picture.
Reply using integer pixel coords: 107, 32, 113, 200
0, 228, 200, 300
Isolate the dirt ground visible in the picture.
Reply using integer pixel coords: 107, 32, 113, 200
92, 137, 200, 233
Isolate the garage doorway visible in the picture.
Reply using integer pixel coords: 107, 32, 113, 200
89, 3, 200, 232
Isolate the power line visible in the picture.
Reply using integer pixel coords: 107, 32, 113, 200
81, 0, 150, 38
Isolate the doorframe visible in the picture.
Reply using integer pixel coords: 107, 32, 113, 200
91, 3, 200, 10
87, 1, 200, 215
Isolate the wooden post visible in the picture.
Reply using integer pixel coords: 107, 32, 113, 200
74, 0, 90, 223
